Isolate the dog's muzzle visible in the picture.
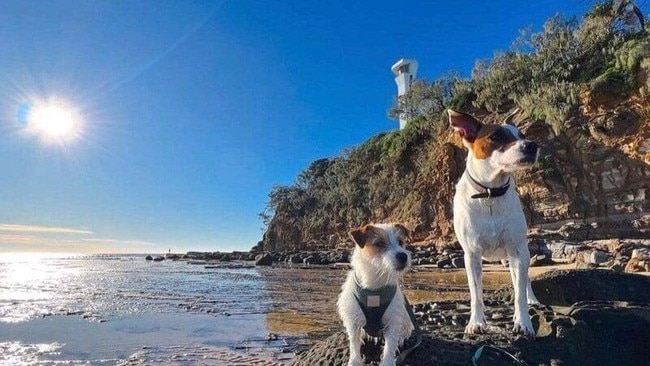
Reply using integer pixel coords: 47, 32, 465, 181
395, 252, 408, 270
519, 141, 539, 164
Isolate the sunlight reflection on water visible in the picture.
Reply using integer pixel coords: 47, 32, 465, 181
0, 253, 273, 364
0, 253, 268, 323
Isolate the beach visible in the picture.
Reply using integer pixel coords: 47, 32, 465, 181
0, 253, 284, 365
1, 252, 630, 365
0, 252, 528, 365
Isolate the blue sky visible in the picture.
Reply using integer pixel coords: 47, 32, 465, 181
0, 0, 594, 253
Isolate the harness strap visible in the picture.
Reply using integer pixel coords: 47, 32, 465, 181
352, 276, 397, 338
396, 295, 422, 365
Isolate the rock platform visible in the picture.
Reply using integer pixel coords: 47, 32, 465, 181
290, 270, 650, 366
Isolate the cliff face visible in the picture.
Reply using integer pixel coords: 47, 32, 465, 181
519, 99, 650, 226
259, 1, 650, 252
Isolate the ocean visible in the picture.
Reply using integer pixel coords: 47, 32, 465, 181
0, 253, 289, 365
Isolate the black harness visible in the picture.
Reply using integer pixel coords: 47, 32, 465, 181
351, 276, 423, 365
352, 276, 396, 338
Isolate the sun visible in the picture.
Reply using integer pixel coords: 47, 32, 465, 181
20, 99, 82, 144
31, 105, 75, 138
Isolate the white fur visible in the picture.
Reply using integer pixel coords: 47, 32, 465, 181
337, 223, 414, 366
451, 114, 540, 339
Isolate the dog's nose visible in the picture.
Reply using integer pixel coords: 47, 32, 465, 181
396, 252, 408, 265
522, 141, 538, 155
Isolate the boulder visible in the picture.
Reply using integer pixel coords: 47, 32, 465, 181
145, 255, 153, 261
495, 269, 650, 306
588, 250, 610, 264
631, 247, 650, 260
436, 256, 451, 268
254, 253, 274, 266
451, 256, 464, 268
625, 257, 649, 272
530, 254, 553, 267
289, 254, 303, 264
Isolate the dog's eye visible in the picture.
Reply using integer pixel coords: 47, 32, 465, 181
519, 132, 525, 139
372, 240, 387, 248
489, 130, 505, 142
397, 239, 405, 247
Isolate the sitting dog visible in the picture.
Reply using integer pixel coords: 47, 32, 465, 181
337, 223, 414, 366
448, 109, 540, 339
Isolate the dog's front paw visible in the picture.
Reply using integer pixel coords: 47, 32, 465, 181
465, 321, 487, 334
512, 319, 535, 339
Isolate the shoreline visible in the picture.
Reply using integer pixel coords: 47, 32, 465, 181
2, 245, 647, 365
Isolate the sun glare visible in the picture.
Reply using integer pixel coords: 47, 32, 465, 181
21, 99, 82, 145
31, 105, 74, 137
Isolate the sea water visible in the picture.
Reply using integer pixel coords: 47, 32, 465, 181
0, 253, 277, 364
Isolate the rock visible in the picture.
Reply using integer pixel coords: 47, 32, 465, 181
528, 238, 552, 257
436, 256, 451, 268
254, 253, 274, 266
575, 261, 598, 269
495, 269, 650, 306
547, 241, 582, 260
152, 256, 164, 262
588, 250, 610, 264
608, 258, 627, 272
631, 248, 650, 260
145, 255, 153, 261
631, 215, 650, 232
575, 249, 610, 267
530, 254, 553, 267
293, 270, 650, 366
625, 257, 649, 272
451, 256, 464, 268
289, 254, 303, 264
558, 222, 591, 241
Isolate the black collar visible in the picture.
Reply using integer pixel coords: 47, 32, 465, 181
464, 170, 511, 199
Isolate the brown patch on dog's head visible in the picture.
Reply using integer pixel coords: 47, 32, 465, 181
449, 109, 522, 160
349, 223, 411, 256
392, 223, 411, 247
349, 224, 388, 257
471, 125, 521, 160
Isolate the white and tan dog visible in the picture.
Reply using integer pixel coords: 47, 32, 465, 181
448, 109, 540, 339
337, 223, 414, 366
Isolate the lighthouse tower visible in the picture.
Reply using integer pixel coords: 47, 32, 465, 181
391, 58, 418, 130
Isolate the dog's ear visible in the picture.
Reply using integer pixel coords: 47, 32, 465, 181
393, 223, 411, 242
502, 108, 520, 126
349, 226, 369, 248
448, 109, 482, 142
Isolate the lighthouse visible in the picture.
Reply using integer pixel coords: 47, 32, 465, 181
391, 58, 418, 130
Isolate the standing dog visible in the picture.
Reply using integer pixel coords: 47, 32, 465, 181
338, 223, 414, 366
448, 109, 540, 339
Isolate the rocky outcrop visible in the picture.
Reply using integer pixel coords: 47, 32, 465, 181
185, 251, 256, 261
257, 3, 650, 253
291, 270, 650, 366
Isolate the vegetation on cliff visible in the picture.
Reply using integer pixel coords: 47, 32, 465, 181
259, 1, 649, 252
